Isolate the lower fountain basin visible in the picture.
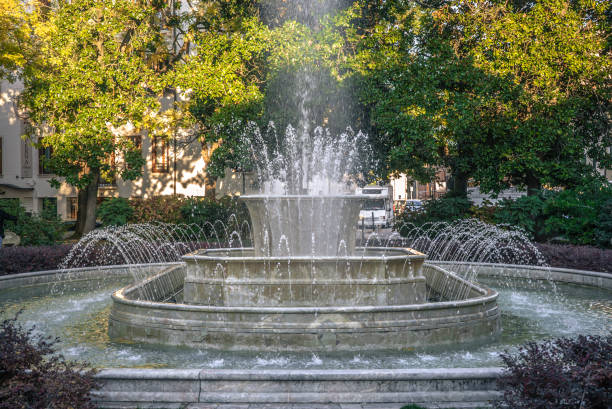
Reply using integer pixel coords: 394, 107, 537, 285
108, 258, 500, 352
3, 263, 610, 408
2, 262, 609, 366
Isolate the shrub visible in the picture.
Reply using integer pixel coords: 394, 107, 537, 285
424, 195, 472, 221
0, 244, 73, 276
180, 196, 228, 226
0, 199, 64, 246
395, 195, 472, 229
594, 198, 612, 248
128, 196, 185, 224
541, 183, 611, 246
469, 201, 497, 224
180, 195, 250, 235
491, 183, 612, 247
97, 197, 133, 227
0, 312, 98, 409
496, 335, 611, 409
536, 243, 612, 273
494, 194, 546, 240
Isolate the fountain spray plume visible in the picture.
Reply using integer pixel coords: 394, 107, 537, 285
244, 121, 374, 196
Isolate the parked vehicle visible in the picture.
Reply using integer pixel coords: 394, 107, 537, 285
404, 199, 424, 212
356, 185, 394, 228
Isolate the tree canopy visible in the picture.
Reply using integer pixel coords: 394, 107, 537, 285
19, 0, 164, 233
0, 0, 29, 80
11, 0, 612, 234
329, 0, 611, 194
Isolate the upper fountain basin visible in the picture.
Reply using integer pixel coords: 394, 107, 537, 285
181, 247, 427, 307
240, 195, 365, 257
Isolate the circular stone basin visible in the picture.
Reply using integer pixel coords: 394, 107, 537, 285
0, 263, 609, 368
107, 249, 501, 352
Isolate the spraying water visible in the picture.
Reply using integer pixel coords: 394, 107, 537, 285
244, 122, 373, 196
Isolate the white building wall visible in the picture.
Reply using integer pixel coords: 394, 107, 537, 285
0, 80, 206, 220
467, 186, 526, 206
0, 80, 64, 215
390, 174, 408, 201
97, 135, 206, 200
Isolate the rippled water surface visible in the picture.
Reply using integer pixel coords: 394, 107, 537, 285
1, 276, 610, 369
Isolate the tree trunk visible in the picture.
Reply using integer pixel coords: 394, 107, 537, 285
449, 171, 468, 197
204, 175, 216, 199
201, 141, 220, 199
76, 170, 100, 236
74, 188, 88, 237
526, 174, 541, 196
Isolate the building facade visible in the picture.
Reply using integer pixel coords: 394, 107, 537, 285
0, 80, 207, 220
390, 169, 449, 203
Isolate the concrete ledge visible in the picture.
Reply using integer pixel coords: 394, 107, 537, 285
431, 261, 612, 290
93, 368, 504, 409
93, 369, 201, 408
108, 263, 500, 351
0, 263, 179, 290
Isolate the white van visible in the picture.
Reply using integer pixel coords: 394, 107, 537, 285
356, 185, 394, 228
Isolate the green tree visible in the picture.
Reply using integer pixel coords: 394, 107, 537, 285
175, 1, 384, 186
171, 11, 321, 184
439, 0, 612, 194
169, 15, 270, 180
20, 0, 162, 235
311, 1, 442, 184
330, 0, 611, 193
0, 0, 28, 80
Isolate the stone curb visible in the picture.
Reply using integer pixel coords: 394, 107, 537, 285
432, 261, 611, 279
431, 261, 612, 290
93, 368, 505, 409
0, 263, 181, 290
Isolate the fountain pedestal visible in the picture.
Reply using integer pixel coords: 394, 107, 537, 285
242, 195, 363, 257
183, 195, 427, 307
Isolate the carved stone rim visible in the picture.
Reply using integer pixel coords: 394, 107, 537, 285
239, 194, 366, 200
182, 247, 427, 262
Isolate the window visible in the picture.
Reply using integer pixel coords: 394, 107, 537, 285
38, 144, 53, 175
22, 139, 32, 177
363, 199, 385, 210
152, 136, 169, 173
68, 197, 78, 220
126, 135, 143, 171
99, 151, 116, 187
131, 135, 142, 150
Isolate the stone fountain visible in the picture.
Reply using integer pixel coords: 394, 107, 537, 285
108, 125, 500, 351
